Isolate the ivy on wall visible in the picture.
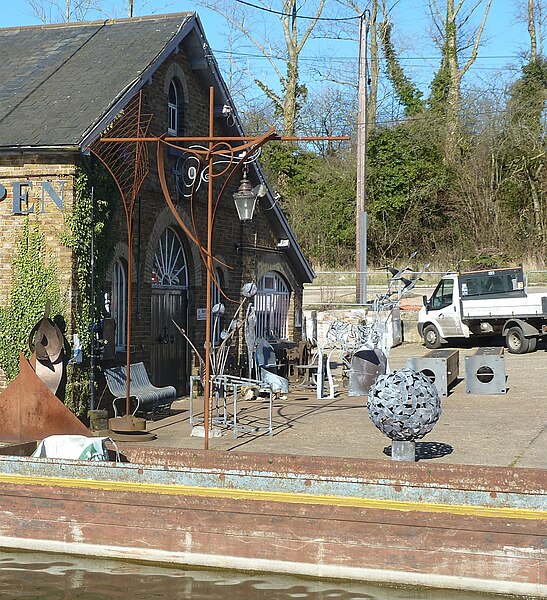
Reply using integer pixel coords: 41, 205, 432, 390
0, 220, 64, 381
0, 163, 117, 419
63, 161, 117, 416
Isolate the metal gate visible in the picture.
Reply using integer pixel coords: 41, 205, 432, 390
150, 288, 188, 395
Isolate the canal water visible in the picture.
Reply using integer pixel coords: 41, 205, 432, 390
0, 550, 526, 600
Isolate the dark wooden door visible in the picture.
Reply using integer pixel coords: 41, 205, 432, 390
150, 288, 188, 395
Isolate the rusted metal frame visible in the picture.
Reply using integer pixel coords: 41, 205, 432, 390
125, 97, 150, 417
86, 144, 134, 411
97, 91, 349, 430
89, 91, 153, 417
203, 87, 216, 449
158, 115, 280, 448
101, 132, 349, 144
157, 139, 204, 252
203, 105, 280, 448
156, 140, 231, 278
156, 141, 232, 309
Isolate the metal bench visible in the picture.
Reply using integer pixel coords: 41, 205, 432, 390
104, 362, 177, 417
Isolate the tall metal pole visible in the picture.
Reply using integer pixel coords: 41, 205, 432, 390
356, 11, 369, 305
204, 86, 215, 450
90, 186, 96, 411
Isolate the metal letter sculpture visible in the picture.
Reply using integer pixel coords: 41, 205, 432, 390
368, 367, 441, 441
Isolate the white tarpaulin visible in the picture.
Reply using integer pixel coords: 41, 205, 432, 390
32, 435, 111, 461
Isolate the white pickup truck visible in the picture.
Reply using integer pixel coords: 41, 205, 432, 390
418, 267, 547, 353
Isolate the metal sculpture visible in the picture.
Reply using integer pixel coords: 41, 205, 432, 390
368, 367, 442, 460
93, 86, 348, 448
0, 354, 91, 443
28, 301, 66, 396
89, 91, 152, 425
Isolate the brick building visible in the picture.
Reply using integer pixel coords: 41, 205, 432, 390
0, 13, 313, 396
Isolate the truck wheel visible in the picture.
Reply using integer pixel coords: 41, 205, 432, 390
423, 324, 442, 349
506, 327, 529, 354
527, 337, 537, 352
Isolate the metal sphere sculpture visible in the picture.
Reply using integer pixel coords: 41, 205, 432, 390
368, 367, 442, 441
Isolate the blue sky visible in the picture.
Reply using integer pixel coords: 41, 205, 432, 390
1, 0, 534, 102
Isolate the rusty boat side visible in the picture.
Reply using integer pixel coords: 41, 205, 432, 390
0, 445, 544, 597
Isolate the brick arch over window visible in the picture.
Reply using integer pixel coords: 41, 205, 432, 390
145, 206, 201, 288
163, 63, 189, 135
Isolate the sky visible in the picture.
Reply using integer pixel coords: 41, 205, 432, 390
0, 0, 536, 105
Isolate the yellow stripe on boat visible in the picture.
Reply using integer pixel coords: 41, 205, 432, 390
0, 473, 544, 521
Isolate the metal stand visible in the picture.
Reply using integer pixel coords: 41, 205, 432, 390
391, 440, 416, 462
465, 347, 506, 394
408, 349, 459, 396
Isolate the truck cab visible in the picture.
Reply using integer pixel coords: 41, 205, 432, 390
418, 274, 468, 348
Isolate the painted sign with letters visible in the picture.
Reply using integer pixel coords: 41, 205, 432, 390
0, 181, 65, 214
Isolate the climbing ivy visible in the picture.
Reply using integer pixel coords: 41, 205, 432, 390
0, 221, 65, 381
62, 162, 118, 416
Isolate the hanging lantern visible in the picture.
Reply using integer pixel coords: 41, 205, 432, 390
232, 166, 257, 222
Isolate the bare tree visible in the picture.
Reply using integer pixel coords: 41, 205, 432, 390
321, 0, 396, 132
194, 0, 326, 136
298, 85, 356, 155
428, 0, 493, 160
520, 0, 546, 61
27, 0, 99, 22
25, 0, 163, 22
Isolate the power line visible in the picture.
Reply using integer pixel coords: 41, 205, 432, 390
212, 48, 527, 63
367, 106, 530, 126
233, 0, 360, 21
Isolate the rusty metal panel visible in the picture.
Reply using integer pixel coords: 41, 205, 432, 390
0, 354, 91, 443
0, 475, 544, 595
0, 450, 545, 514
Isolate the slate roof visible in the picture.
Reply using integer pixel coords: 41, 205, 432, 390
0, 13, 193, 148
0, 13, 314, 282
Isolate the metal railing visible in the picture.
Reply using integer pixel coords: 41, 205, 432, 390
525, 270, 547, 288
304, 269, 547, 310
303, 270, 445, 309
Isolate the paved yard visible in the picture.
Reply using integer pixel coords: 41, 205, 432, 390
138, 341, 546, 469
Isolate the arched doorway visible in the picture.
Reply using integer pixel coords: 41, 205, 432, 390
150, 227, 189, 394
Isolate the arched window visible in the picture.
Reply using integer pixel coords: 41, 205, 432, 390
112, 259, 128, 351
255, 272, 290, 340
152, 227, 188, 288
168, 79, 181, 136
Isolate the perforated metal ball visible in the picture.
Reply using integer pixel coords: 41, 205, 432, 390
367, 367, 442, 441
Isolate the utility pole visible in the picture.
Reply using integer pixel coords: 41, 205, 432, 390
356, 11, 369, 305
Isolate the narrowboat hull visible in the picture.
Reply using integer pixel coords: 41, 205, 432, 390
0, 445, 545, 597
